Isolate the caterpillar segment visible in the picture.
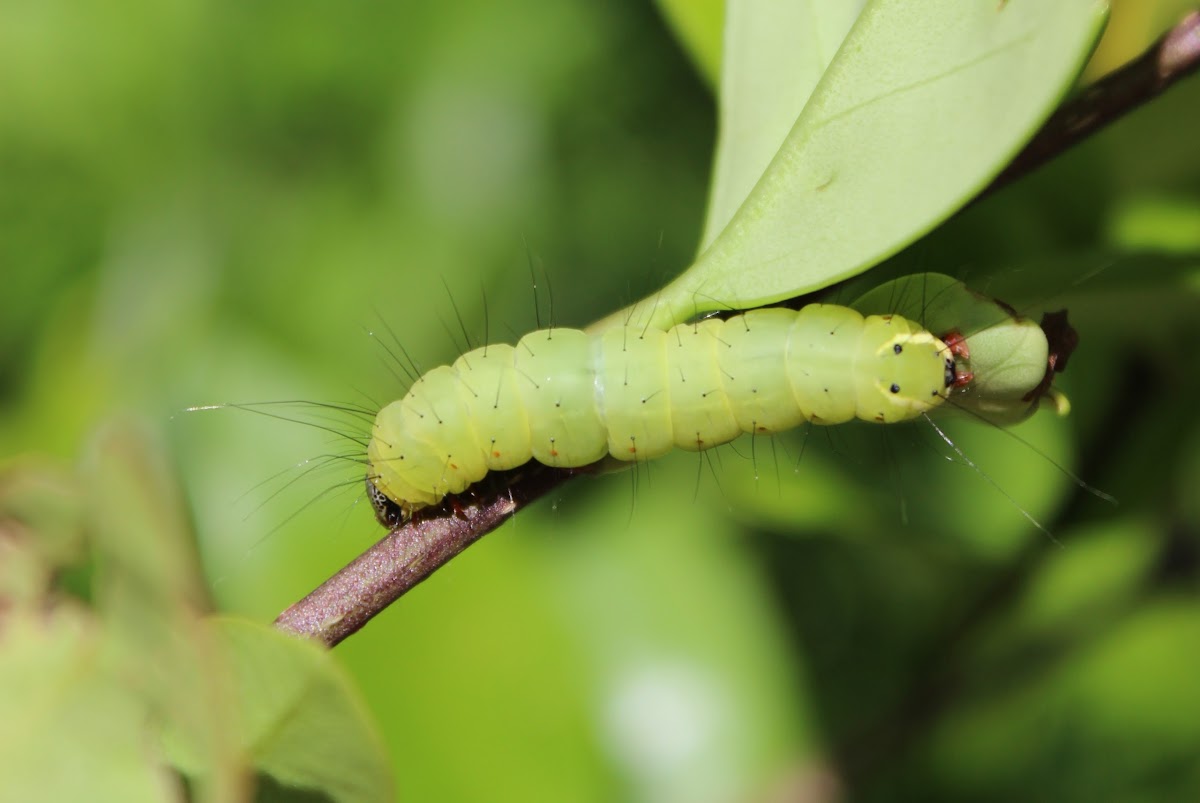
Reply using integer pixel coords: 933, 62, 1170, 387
366, 304, 963, 525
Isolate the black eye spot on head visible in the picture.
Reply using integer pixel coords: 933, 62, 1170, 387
890, 383, 901, 394
893, 343, 903, 354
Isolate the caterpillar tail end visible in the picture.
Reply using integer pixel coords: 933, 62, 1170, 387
366, 476, 412, 530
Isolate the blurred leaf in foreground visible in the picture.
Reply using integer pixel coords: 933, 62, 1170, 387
0, 421, 392, 803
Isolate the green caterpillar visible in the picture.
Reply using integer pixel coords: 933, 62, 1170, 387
366, 274, 1070, 525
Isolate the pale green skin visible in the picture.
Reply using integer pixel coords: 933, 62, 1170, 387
368, 304, 955, 518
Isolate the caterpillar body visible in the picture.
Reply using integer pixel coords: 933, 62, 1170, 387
366, 295, 1001, 525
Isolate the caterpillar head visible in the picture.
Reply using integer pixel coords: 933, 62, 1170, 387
853, 273, 1077, 427
856, 316, 957, 423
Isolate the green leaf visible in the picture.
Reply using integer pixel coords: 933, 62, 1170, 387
213, 619, 394, 803
930, 600, 1200, 798
594, 0, 1109, 333
0, 607, 178, 803
1, 424, 391, 803
0, 424, 248, 803
701, 0, 862, 250
535, 461, 818, 798
655, 0, 725, 88
83, 422, 248, 803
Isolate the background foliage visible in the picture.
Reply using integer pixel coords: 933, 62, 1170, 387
2, 1, 1200, 801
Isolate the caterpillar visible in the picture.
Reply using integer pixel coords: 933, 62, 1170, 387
365, 274, 1072, 526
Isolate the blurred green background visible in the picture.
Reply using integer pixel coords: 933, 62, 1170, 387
3, 1, 1200, 801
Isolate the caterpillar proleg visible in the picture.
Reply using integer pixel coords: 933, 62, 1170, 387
366, 274, 1072, 525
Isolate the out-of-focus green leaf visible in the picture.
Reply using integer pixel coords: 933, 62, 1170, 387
535, 457, 818, 801
595, 0, 1109, 332
1109, 196, 1200, 253
0, 461, 85, 569
961, 518, 1160, 683
0, 607, 178, 803
701, 0, 862, 250
655, 0, 724, 87
0, 428, 242, 803
1180, 425, 1200, 529
0, 461, 85, 604
716, 424, 1068, 563
2, 424, 391, 802
84, 422, 246, 803
87, 424, 391, 802
210, 619, 393, 803
915, 411, 1078, 559
929, 601, 1200, 800
86, 421, 210, 612
1011, 519, 1158, 634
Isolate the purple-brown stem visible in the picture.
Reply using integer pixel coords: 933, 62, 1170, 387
274, 467, 571, 646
